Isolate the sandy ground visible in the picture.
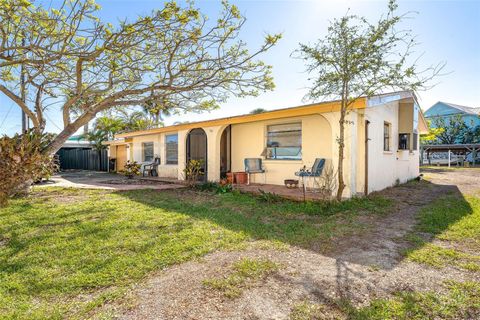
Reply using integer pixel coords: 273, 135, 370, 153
36, 170, 185, 191
96, 168, 480, 319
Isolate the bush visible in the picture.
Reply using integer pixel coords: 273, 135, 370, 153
197, 180, 233, 194
184, 159, 204, 187
0, 131, 58, 206
119, 161, 141, 178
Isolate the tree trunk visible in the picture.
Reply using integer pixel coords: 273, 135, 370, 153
336, 107, 346, 200
44, 110, 96, 155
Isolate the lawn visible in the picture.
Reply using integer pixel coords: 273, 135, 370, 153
0, 187, 390, 319
404, 194, 480, 271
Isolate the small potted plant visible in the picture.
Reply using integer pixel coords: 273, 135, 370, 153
120, 161, 141, 179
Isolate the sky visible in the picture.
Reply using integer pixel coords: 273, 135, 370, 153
1, 0, 479, 135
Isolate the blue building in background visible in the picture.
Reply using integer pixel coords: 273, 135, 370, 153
424, 102, 480, 129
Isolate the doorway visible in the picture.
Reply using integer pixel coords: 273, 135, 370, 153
186, 128, 208, 181
219, 125, 231, 179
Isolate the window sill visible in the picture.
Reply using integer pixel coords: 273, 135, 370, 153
263, 159, 303, 163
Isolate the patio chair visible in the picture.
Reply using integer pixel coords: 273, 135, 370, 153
295, 158, 326, 192
244, 158, 266, 185
143, 157, 160, 177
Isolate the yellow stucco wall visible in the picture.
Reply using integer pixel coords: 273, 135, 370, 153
230, 114, 333, 185
130, 132, 178, 178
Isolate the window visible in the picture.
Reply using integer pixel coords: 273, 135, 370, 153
165, 134, 178, 164
383, 122, 391, 152
265, 122, 302, 160
142, 142, 154, 162
398, 133, 410, 150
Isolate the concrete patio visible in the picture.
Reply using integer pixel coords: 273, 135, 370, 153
37, 170, 186, 191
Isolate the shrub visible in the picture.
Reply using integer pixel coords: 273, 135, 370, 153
184, 159, 204, 187
196, 180, 233, 194
0, 131, 58, 206
119, 161, 141, 178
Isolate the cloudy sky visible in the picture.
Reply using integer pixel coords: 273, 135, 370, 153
1, 0, 479, 135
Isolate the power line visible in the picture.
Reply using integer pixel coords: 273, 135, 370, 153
0, 103, 15, 131
44, 112, 63, 131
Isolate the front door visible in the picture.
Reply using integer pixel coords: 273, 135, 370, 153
116, 145, 127, 172
186, 128, 207, 181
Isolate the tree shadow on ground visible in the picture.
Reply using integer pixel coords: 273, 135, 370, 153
118, 178, 472, 273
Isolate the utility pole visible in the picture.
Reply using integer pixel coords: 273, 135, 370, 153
20, 37, 27, 133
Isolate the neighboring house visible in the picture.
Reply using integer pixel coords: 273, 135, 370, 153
424, 101, 480, 130
105, 91, 428, 197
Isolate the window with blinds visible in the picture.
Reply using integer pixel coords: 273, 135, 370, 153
165, 134, 178, 164
265, 122, 302, 160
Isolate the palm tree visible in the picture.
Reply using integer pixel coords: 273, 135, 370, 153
142, 98, 173, 126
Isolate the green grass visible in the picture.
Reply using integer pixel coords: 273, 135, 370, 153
203, 258, 279, 298
0, 187, 390, 319
345, 281, 480, 320
404, 195, 480, 271
289, 281, 480, 320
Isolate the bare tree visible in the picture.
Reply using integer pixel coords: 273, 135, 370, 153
0, 0, 281, 155
295, 0, 443, 200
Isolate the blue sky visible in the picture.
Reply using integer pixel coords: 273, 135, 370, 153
1, 0, 479, 135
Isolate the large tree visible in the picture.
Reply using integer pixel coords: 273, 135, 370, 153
0, 0, 280, 154
295, 0, 443, 200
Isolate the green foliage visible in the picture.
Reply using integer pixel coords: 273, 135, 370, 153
0, 0, 280, 155
428, 115, 480, 144
119, 160, 141, 178
258, 189, 284, 203
404, 195, 480, 271
420, 120, 445, 145
295, 0, 443, 200
249, 108, 268, 114
0, 131, 58, 206
345, 281, 480, 320
203, 258, 279, 298
196, 181, 233, 194
184, 159, 204, 186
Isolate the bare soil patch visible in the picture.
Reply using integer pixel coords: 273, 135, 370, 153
98, 169, 480, 319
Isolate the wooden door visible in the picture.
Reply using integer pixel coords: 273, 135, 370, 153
116, 145, 127, 172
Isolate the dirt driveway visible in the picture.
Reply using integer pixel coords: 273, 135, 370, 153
100, 168, 480, 319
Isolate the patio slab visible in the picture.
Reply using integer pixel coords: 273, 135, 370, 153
36, 170, 186, 191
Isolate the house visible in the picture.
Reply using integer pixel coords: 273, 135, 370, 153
105, 91, 428, 197
424, 102, 480, 132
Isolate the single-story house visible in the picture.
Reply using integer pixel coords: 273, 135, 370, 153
104, 91, 428, 197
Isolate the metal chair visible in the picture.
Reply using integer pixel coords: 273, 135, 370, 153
143, 157, 160, 177
244, 158, 266, 185
295, 158, 326, 192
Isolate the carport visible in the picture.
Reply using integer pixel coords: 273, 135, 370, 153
421, 143, 480, 166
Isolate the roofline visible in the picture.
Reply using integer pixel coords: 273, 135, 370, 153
115, 98, 367, 138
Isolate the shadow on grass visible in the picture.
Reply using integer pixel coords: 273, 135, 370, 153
118, 178, 475, 303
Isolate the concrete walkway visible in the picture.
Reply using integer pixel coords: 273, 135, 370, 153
37, 170, 186, 191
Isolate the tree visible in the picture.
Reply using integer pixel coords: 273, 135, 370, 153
142, 98, 173, 126
431, 115, 468, 144
0, 0, 280, 156
420, 120, 445, 145
250, 107, 267, 114
295, 0, 443, 200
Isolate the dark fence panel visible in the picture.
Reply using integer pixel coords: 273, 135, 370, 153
56, 148, 108, 171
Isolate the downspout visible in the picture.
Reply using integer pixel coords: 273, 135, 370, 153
364, 120, 370, 196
